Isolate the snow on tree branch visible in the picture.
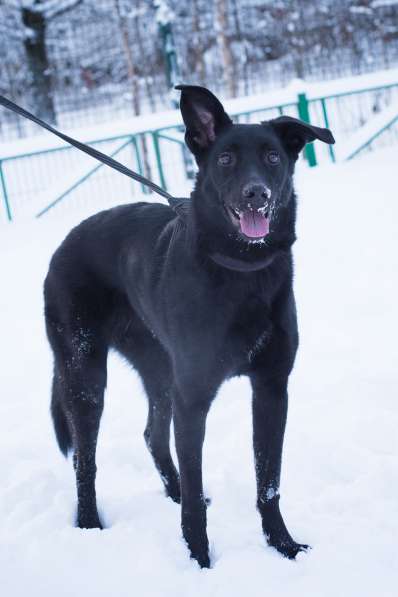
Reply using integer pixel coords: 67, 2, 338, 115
21, 0, 82, 20
154, 0, 175, 26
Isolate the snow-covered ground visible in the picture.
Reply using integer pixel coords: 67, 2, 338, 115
0, 147, 397, 596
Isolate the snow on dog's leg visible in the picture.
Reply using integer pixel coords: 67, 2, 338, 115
251, 372, 309, 559
55, 323, 107, 530
172, 378, 215, 569
67, 333, 107, 530
45, 268, 109, 529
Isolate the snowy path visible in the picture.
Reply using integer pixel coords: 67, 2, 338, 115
0, 148, 397, 596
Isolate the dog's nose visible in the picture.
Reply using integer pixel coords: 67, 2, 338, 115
242, 183, 271, 202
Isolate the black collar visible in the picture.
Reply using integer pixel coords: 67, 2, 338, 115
209, 251, 277, 272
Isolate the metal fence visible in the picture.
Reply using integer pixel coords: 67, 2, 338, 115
1, 71, 398, 224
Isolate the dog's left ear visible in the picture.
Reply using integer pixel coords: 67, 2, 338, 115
268, 116, 335, 159
175, 85, 232, 161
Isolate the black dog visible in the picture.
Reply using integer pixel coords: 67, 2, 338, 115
44, 85, 334, 568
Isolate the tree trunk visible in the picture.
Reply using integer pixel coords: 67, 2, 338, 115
231, 0, 248, 96
192, 0, 206, 85
215, 0, 237, 98
22, 4, 56, 124
114, 0, 152, 183
134, 1, 156, 112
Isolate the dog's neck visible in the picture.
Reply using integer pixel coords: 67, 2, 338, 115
208, 251, 280, 272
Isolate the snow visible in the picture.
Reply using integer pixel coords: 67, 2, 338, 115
371, 0, 398, 7
337, 103, 398, 160
1, 147, 398, 596
304, 66, 398, 100
154, 0, 175, 26
0, 109, 182, 160
21, 0, 82, 19
350, 6, 373, 15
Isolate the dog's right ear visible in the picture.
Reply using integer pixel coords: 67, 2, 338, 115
175, 85, 232, 161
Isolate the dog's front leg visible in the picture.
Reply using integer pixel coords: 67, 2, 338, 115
173, 383, 212, 568
251, 372, 309, 559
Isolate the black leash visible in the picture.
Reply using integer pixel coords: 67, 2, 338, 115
0, 94, 187, 211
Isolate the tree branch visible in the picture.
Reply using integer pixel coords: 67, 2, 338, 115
22, 0, 83, 21
47, 0, 83, 21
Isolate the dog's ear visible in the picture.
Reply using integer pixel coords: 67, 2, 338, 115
268, 116, 335, 159
175, 85, 232, 160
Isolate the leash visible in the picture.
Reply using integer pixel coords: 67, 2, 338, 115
0, 95, 187, 211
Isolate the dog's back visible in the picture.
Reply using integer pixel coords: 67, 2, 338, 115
45, 202, 175, 296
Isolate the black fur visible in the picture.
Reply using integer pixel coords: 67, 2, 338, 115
44, 86, 334, 567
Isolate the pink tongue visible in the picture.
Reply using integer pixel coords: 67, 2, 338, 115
240, 210, 270, 238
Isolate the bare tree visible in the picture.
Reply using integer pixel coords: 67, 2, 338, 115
114, 0, 152, 181
134, 1, 156, 112
21, 0, 82, 123
191, 0, 206, 85
215, 0, 236, 98
230, 0, 248, 96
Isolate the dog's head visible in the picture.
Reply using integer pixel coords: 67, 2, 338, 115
176, 85, 334, 248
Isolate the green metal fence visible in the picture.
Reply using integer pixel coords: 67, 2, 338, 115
1, 77, 397, 223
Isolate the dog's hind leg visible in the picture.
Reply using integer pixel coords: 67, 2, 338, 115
64, 338, 107, 529
48, 314, 108, 530
51, 370, 72, 457
143, 380, 180, 503
113, 325, 180, 503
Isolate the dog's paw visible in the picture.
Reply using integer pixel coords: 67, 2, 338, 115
188, 544, 211, 569
182, 525, 210, 569
166, 486, 181, 504
77, 511, 103, 530
192, 552, 211, 569
268, 537, 310, 560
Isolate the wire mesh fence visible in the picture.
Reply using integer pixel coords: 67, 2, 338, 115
1, 0, 398, 142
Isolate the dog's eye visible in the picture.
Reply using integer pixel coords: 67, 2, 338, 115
218, 152, 234, 166
266, 150, 280, 165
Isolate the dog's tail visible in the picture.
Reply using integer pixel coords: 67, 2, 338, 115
50, 379, 72, 457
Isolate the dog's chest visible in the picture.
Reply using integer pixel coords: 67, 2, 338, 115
247, 328, 272, 363
225, 299, 273, 366
149, 263, 276, 372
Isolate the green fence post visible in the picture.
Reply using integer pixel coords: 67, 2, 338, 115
297, 92, 317, 167
0, 161, 12, 221
321, 98, 336, 163
152, 131, 167, 190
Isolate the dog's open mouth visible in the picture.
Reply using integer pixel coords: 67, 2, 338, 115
229, 206, 270, 239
